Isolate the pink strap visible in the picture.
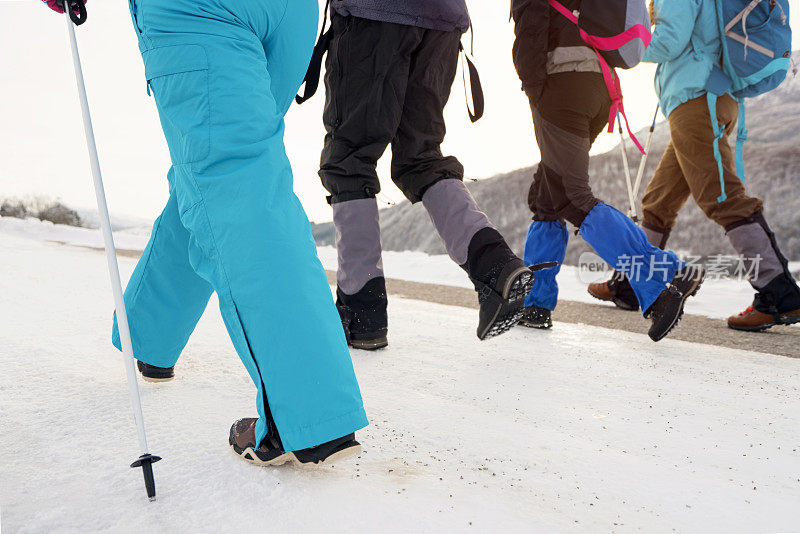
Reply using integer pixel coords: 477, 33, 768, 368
548, 0, 646, 155
549, 0, 579, 23
584, 24, 652, 52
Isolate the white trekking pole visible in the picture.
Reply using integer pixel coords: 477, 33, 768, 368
62, 0, 161, 501
617, 111, 637, 221
630, 104, 661, 217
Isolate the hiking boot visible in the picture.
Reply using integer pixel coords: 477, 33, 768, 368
336, 277, 388, 351
476, 258, 534, 340
292, 434, 362, 466
229, 418, 291, 465
518, 305, 552, 329
727, 305, 800, 332
728, 272, 800, 332
137, 360, 174, 383
588, 272, 639, 311
229, 418, 361, 467
644, 266, 705, 342
463, 228, 534, 340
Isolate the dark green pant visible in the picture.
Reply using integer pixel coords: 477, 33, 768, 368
319, 14, 464, 204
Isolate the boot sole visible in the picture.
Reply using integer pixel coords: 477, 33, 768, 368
350, 338, 388, 351
649, 274, 704, 342
232, 443, 362, 468
140, 375, 174, 383
478, 267, 534, 341
518, 319, 552, 329
728, 312, 800, 332
587, 288, 639, 312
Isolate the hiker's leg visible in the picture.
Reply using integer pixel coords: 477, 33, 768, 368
319, 15, 418, 202
318, 16, 421, 343
533, 73, 682, 314
668, 95, 763, 228
641, 142, 692, 233
592, 143, 684, 307
111, 177, 213, 368
389, 28, 464, 204
523, 166, 568, 310
135, 0, 367, 450
386, 27, 502, 272
663, 96, 799, 320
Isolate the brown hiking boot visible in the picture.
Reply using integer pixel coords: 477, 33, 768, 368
229, 418, 361, 467
587, 281, 613, 301
727, 305, 800, 332
587, 272, 639, 311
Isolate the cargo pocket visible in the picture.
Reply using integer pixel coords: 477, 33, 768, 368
144, 45, 211, 166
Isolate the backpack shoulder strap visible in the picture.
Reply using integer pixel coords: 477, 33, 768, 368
296, 0, 332, 105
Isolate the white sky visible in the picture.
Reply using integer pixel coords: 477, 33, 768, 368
1, 0, 798, 223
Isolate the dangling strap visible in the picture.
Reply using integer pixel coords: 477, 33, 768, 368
596, 51, 645, 154
459, 43, 485, 123
735, 97, 747, 182
706, 93, 728, 203
296, 0, 332, 104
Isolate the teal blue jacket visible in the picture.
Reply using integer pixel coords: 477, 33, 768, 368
642, 0, 722, 117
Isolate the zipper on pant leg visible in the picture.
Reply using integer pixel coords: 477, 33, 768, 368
231, 301, 283, 449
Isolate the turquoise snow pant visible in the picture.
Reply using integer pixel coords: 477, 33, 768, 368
580, 203, 684, 314
523, 220, 568, 311
112, 0, 368, 451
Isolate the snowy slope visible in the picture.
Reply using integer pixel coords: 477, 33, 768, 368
0, 215, 150, 252
2, 234, 800, 533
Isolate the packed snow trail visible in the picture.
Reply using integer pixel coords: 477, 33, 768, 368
1, 234, 799, 533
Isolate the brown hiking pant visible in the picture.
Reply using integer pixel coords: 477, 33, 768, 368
641, 94, 763, 231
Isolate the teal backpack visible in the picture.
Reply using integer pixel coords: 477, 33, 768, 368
705, 0, 792, 202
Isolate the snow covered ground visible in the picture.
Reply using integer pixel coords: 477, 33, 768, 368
0, 215, 150, 252
4, 215, 794, 322
2, 230, 800, 533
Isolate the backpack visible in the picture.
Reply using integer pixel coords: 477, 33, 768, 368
705, 0, 792, 202
549, 0, 652, 152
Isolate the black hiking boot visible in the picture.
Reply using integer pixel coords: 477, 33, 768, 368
292, 434, 362, 466
645, 265, 705, 342
464, 228, 537, 340
518, 305, 553, 329
336, 277, 388, 350
137, 360, 174, 383
229, 418, 361, 467
475, 258, 535, 340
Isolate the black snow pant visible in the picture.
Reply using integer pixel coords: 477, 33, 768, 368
319, 13, 465, 204
526, 72, 611, 226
